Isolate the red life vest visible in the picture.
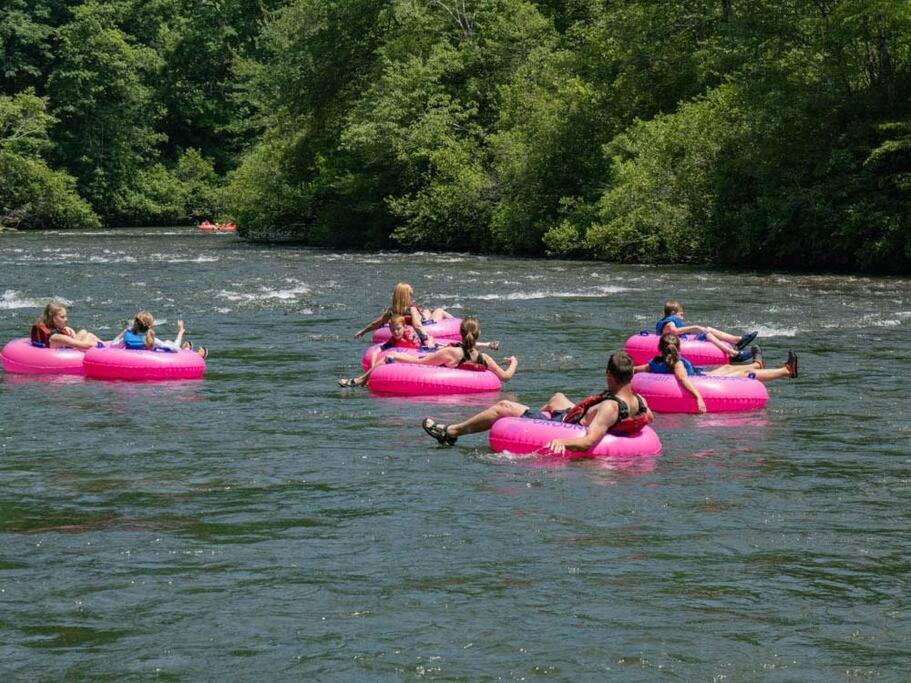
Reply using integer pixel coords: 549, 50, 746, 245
562, 391, 650, 434
30, 323, 52, 347
389, 333, 421, 349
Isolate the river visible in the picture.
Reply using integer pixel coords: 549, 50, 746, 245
1, 227, 909, 679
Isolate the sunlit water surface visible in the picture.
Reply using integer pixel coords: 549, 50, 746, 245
1, 228, 909, 679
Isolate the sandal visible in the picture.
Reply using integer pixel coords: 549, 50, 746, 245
751, 345, 764, 369
338, 377, 359, 388
785, 351, 798, 379
198, 346, 208, 359
736, 331, 758, 350
422, 418, 457, 446
731, 348, 754, 364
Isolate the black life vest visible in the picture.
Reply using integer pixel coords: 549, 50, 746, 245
562, 391, 651, 434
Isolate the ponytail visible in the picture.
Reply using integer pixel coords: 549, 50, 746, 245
459, 317, 480, 354
658, 333, 680, 370
131, 311, 156, 349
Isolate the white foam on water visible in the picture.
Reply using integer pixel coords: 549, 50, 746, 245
594, 285, 633, 294
216, 308, 232, 314
754, 325, 800, 337
0, 291, 75, 310
455, 288, 631, 301
0, 290, 44, 309
149, 254, 219, 263
217, 280, 311, 303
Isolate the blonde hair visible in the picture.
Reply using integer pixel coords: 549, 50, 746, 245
459, 317, 480, 353
664, 300, 683, 317
390, 283, 414, 316
131, 311, 156, 349
38, 302, 67, 331
388, 314, 406, 327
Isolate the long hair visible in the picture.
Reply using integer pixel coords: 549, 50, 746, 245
459, 317, 480, 354
657, 333, 680, 369
663, 300, 682, 317
38, 302, 67, 331
131, 311, 156, 349
390, 283, 413, 316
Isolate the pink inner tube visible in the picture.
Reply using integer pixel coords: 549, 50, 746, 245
371, 317, 463, 344
83, 346, 206, 381
368, 362, 501, 395
631, 372, 768, 413
489, 417, 662, 459
1, 338, 87, 375
624, 332, 731, 366
360, 344, 434, 371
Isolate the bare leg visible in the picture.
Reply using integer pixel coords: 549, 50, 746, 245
708, 364, 789, 381
426, 307, 452, 321
447, 400, 529, 437
704, 326, 741, 345
74, 330, 101, 345
538, 392, 575, 413
703, 331, 737, 358
708, 362, 762, 376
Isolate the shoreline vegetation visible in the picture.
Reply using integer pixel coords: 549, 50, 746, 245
1, 1, 908, 274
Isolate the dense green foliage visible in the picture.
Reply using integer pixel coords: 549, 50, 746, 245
2, 0, 909, 271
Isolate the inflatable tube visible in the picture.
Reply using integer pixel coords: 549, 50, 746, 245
360, 344, 435, 371
624, 332, 730, 366
631, 372, 768, 413
1, 338, 86, 375
371, 317, 463, 344
489, 417, 662, 459
367, 362, 501, 395
83, 346, 205, 381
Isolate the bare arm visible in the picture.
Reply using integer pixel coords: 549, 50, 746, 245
546, 403, 617, 454
664, 323, 705, 335
481, 353, 517, 381
49, 333, 95, 350
674, 363, 706, 413
633, 362, 650, 374
355, 310, 391, 339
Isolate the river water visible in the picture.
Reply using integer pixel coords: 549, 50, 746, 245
1, 227, 909, 679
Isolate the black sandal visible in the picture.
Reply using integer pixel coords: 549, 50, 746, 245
736, 331, 758, 350
338, 377, 359, 388
786, 351, 798, 378
422, 418, 456, 446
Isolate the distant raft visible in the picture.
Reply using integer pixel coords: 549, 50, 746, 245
371, 317, 463, 344
199, 221, 237, 232
631, 372, 768, 413
83, 346, 206, 381
624, 332, 730, 366
1, 338, 86, 375
489, 417, 662, 459
367, 362, 500, 395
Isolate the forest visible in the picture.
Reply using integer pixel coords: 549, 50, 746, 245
2, 0, 909, 272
